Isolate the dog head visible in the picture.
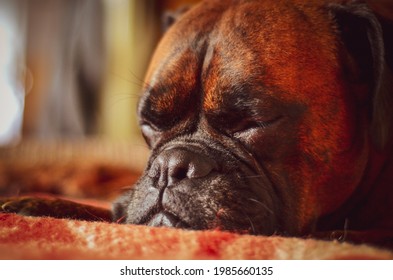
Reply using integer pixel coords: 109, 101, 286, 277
113, 0, 391, 236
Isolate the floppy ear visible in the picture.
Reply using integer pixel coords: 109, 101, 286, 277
328, 1, 393, 150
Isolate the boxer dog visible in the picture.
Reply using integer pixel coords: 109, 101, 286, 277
2, 0, 393, 249
112, 0, 393, 248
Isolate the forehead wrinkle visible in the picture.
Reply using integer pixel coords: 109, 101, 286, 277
203, 0, 341, 110
202, 44, 222, 111
146, 48, 200, 115
202, 48, 264, 113
202, 4, 272, 112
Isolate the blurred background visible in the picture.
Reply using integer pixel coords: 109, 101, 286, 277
0, 0, 200, 200
0, 0, 200, 147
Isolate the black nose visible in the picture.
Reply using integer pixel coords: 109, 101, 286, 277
148, 148, 217, 188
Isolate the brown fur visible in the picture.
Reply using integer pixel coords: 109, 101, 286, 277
132, 0, 393, 247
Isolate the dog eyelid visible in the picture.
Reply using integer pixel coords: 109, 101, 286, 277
232, 122, 266, 137
231, 116, 282, 138
140, 119, 159, 130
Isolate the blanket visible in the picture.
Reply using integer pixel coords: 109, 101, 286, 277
1, 213, 392, 260
1, 140, 392, 260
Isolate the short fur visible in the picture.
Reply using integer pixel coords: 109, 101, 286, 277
113, 0, 393, 248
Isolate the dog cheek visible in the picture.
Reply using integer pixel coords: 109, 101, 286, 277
292, 113, 369, 230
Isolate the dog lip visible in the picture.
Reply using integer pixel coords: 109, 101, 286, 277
146, 211, 190, 228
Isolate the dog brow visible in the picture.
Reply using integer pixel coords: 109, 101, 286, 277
138, 85, 178, 127
138, 80, 198, 130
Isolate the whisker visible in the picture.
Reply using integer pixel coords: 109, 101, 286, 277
82, 208, 107, 222
120, 185, 135, 191
339, 218, 349, 242
247, 216, 256, 234
115, 215, 126, 224
127, 69, 152, 89
240, 174, 266, 179
241, 210, 256, 234
248, 198, 274, 214
110, 70, 145, 88
108, 95, 143, 107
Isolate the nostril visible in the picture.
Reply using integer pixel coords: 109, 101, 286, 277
149, 147, 217, 188
168, 166, 188, 185
172, 167, 188, 181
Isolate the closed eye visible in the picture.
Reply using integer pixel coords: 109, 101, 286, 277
232, 116, 282, 138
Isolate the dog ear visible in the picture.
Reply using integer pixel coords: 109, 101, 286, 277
162, 6, 191, 33
328, 1, 393, 150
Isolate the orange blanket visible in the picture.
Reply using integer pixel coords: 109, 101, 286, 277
1, 212, 392, 260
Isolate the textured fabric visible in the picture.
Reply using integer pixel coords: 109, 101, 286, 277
1, 213, 392, 260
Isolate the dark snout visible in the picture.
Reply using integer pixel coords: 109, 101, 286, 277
146, 147, 218, 227
113, 140, 280, 236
